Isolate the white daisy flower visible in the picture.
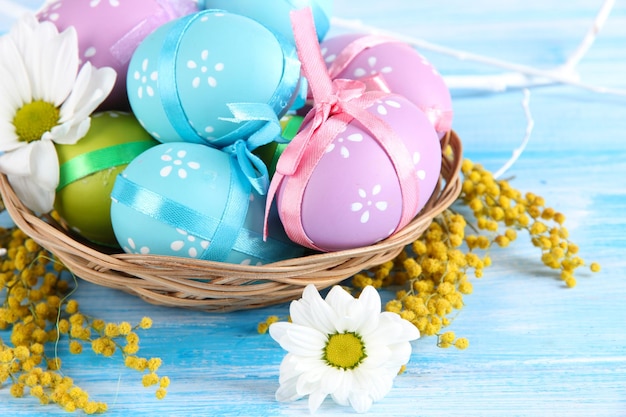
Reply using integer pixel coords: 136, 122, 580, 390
269, 284, 420, 413
0, 14, 116, 213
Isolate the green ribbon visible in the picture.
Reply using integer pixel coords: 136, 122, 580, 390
57, 141, 155, 191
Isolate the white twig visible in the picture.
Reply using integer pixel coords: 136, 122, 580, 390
562, 0, 615, 72
493, 89, 534, 179
331, 0, 625, 97
443, 73, 553, 93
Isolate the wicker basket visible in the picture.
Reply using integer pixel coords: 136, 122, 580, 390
0, 131, 462, 312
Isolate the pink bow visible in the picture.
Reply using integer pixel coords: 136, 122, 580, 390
263, 8, 420, 251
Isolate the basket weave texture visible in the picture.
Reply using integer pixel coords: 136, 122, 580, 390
0, 131, 463, 312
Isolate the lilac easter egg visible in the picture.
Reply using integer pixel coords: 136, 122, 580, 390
321, 34, 453, 138
276, 94, 442, 251
38, 0, 197, 110
126, 9, 301, 146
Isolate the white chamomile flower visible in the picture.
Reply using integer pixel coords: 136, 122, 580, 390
269, 284, 420, 414
0, 14, 116, 213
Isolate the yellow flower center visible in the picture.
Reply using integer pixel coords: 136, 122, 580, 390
13, 100, 60, 142
324, 332, 367, 370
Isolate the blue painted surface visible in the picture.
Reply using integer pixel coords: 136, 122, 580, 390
1, 0, 626, 416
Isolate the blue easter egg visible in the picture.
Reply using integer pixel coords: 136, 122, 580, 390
199, 0, 333, 42
110, 142, 305, 265
127, 10, 301, 146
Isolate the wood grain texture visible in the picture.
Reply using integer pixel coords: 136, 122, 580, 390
1, 0, 625, 416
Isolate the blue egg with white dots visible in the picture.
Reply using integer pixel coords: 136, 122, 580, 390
126, 10, 301, 146
110, 142, 306, 264
198, 0, 333, 42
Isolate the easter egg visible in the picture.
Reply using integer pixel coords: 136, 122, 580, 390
320, 34, 453, 138
126, 9, 302, 146
38, 0, 198, 110
275, 94, 442, 251
110, 142, 305, 264
199, 0, 333, 42
54, 112, 159, 247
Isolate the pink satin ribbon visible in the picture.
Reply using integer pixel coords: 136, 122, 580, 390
263, 8, 420, 251
424, 106, 454, 136
327, 34, 403, 80
109, 0, 197, 65
327, 33, 453, 136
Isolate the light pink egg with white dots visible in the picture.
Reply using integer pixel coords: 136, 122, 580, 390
321, 33, 453, 138
38, 0, 197, 110
276, 94, 442, 252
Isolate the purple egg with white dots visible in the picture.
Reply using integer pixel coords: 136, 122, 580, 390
320, 33, 453, 138
38, 0, 198, 110
276, 94, 442, 252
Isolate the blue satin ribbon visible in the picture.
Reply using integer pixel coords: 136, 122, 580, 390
201, 156, 250, 261
111, 170, 296, 263
158, 12, 207, 144
214, 102, 286, 194
111, 174, 220, 248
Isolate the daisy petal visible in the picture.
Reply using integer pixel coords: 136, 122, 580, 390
385, 341, 414, 368
47, 116, 91, 145
353, 366, 394, 401
0, 139, 58, 213
350, 286, 382, 335
329, 369, 353, 405
321, 366, 344, 395
0, 38, 31, 108
325, 285, 356, 316
42, 26, 79, 104
59, 63, 116, 125
308, 389, 328, 413
290, 285, 337, 334
9, 14, 50, 102
0, 120, 21, 152
268, 321, 289, 344
272, 323, 326, 356
0, 143, 36, 176
348, 392, 374, 413
358, 286, 382, 314
6, 174, 54, 214
278, 355, 325, 384
276, 372, 302, 402
361, 344, 392, 368
30, 139, 60, 191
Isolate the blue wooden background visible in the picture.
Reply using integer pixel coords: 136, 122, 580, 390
1, 0, 625, 416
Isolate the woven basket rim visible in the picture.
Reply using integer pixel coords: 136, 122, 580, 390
0, 130, 463, 311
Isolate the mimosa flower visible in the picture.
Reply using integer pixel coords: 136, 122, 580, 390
0, 14, 116, 213
269, 284, 420, 413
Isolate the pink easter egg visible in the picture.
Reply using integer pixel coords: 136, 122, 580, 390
38, 0, 197, 110
320, 33, 453, 138
276, 94, 441, 252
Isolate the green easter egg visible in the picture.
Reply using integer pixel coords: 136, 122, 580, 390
54, 111, 158, 247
